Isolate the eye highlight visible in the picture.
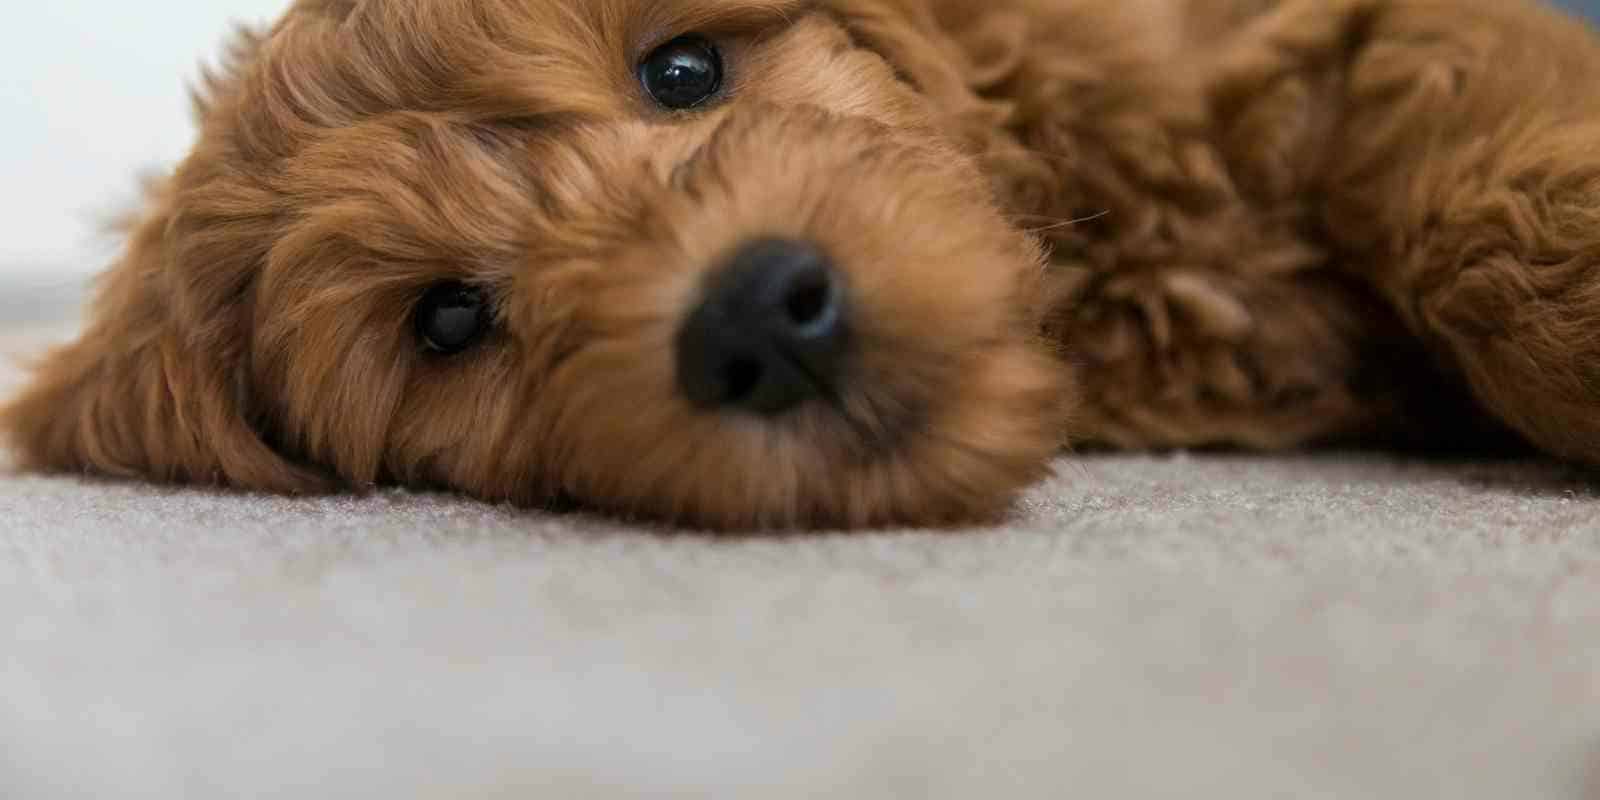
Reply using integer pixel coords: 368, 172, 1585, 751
639, 34, 724, 110
415, 282, 490, 354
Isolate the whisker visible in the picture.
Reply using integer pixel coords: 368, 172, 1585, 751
1015, 209, 1111, 234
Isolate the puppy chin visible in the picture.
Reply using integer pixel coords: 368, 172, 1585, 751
518, 106, 1071, 530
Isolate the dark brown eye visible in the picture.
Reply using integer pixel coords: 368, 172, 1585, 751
640, 34, 723, 110
416, 283, 490, 354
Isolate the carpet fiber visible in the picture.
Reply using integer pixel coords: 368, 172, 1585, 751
3, 326, 1599, 798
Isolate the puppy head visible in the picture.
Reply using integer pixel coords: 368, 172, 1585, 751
3, 0, 1068, 529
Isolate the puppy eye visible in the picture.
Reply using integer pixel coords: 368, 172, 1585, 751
639, 34, 723, 110
416, 282, 490, 354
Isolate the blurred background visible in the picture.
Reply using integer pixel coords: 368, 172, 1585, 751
1, 0, 1597, 321
0, 0, 289, 322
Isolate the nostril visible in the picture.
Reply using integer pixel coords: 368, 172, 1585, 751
783, 270, 834, 331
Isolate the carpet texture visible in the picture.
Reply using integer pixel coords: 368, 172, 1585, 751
3, 324, 1600, 799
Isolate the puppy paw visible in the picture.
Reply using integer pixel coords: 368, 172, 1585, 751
1048, 266, 1406, 450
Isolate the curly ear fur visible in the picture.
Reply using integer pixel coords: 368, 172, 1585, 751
820, 0, 1058, 204
1, 175, 327, 492
820, 0, 1251, 227
0, 191, 325, 492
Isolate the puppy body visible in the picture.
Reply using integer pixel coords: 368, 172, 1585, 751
5, 0, 1600, 528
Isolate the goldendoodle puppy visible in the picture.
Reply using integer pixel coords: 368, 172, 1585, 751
6, 0, 1600, 528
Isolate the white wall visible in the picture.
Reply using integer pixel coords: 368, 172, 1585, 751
0, 0, 291, 279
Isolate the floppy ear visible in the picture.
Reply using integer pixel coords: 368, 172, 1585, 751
0, 181, 327, 494
822, 0, 1028, 115
823, 0, 1055, 208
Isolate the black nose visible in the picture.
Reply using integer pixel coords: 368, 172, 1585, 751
676, 238, 850, 415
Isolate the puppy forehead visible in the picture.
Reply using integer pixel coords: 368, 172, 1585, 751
253, 0, 818, 129
294, 0, 813, 41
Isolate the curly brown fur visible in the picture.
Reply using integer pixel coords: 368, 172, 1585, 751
5, 0, 1600, 529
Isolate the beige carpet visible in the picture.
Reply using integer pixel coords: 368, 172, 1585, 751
3, 325, 1599, 799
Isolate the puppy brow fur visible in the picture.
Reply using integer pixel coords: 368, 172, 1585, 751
6, 0, 1600, 528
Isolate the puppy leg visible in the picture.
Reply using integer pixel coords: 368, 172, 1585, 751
1321, 2, 1600, 463
1045, 265, 1485, 451
1367, 130, 1600, 462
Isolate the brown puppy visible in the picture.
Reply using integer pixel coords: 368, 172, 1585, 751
5, 0, 1600, 529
